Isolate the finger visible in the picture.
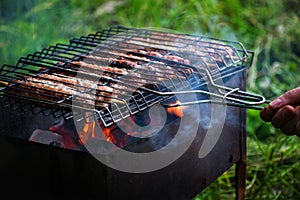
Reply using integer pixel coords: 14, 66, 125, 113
280, 117, 299, 136
269, 87, 300, 110
260, 106, 275, 122
271, 105, 296, 128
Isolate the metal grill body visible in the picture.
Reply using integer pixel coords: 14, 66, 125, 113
0, 72, 246, 199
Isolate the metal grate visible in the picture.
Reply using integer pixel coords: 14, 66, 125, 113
0, 26, 256, 127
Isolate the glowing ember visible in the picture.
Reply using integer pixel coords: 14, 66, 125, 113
166, 100, 187, 117
48, 119, 81, 149
78, 112, 95, 144
103, 126, 116, 143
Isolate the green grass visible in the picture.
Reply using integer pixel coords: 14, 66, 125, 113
1, 0, 300, 199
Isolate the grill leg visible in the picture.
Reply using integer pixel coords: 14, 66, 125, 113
236, 102, 246, 200
235, 159, 246, 200
235, 71, 246, 200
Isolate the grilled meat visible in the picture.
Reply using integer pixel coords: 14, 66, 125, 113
5, 46, 193, 110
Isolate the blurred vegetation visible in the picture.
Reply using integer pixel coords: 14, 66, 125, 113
1, 0, 300, 199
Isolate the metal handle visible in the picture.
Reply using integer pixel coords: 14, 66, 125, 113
160, 87, 271, 110
161, 99, 271, 110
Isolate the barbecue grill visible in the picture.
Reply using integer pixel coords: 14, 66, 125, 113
0, 26, 266, 199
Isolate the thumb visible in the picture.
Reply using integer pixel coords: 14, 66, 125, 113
269, 87, 300, 110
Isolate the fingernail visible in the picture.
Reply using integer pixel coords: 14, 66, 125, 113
269, 99, 282, 108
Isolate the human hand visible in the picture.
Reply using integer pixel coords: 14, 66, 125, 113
260, 87, 300, 136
